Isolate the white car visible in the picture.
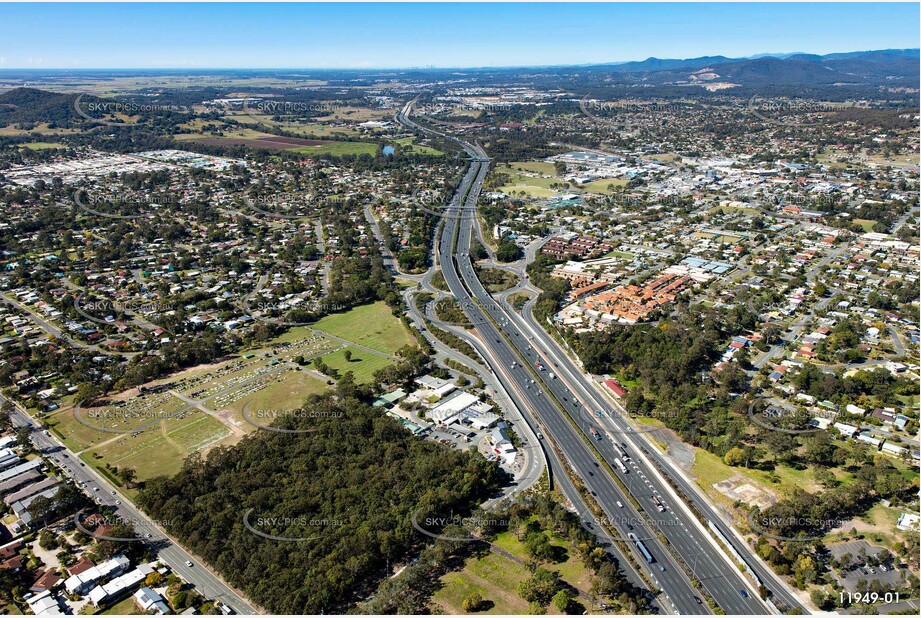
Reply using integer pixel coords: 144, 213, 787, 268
186, 561, 193, 567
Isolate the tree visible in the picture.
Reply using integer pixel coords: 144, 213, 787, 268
552, 589, 572, 613
38, 529, 58, 550
136, 389, 508, 615
343, 350, 353, 362
810, 588, 827, 608
724, 447, 746, 467
496, 240, 522, 263
528, 601, 547, 615
525, 531, 560, 563
28, 495, 55, 528
15, 426, 32, 449
0, 402, 11, 430
518, 568, 563, 605
793, 555, 819, 588
118, 466, 137, 488
462, 592, 484, 612
762, 323, 782, 345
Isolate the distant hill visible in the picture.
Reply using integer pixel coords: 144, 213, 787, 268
0, 87, 83, 126
603, 55, 735, 73
579, 49, 919, 88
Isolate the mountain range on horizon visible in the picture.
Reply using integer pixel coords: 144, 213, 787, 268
0, 47, 917, 74
0, 48, 917, 94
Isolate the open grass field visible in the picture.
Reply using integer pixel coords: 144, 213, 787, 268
315, 105, 391, 123
172, 127, 274, 141
81, 408, 231, 488
691, 230, 744, 244
19, 141, 66, 150
434, 552, 534, 615
0, 123, 83, 136
853, 218, 877, 232
694, 446, 816, 499
48, 392, 188, 453
433, 527, 594, 615
648, 153, 682, 163
817, 148, 918, 170
493, 161, 626, 197
691, 443, 863, 517
896, 394, 919, 408
223, 113, 364, 137
318, 346, 393, 384
287, 141, 379, 157
580, 178, 629, 194
494, 161, 560, 198
47, 330, 345, 483
825, 501, 914, 552
251, 327, 337, 352
709, 204, 762, 216
394, 136, 444, 156
226, 369, 329, 425
506, 162, 557, 175
311, 301, 413, 355
40, 304, 413, 490
174, 128, 378, 156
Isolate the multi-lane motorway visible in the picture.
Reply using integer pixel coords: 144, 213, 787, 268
398, 101, 807, 615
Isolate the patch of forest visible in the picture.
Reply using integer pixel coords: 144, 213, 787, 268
137, 388, 509, 614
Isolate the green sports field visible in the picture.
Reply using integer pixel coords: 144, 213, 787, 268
311, 301, 414, 355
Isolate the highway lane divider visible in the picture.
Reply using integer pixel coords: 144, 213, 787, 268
465, 294, 716, 611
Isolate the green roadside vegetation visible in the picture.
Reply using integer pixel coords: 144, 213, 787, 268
366, 494, 648, 615
474, 266, 520, 293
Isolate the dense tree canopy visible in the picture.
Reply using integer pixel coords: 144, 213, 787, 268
137, 388, 507, 614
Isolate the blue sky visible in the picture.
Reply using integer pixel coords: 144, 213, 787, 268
0, 2, 917, 69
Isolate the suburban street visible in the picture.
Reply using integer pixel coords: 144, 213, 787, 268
2, 393, 260, 615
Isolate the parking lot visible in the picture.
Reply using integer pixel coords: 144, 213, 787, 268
428, 425, 482, 450
829, 540, 903, 592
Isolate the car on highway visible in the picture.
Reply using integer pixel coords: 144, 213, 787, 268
659, 565, 666, 572
616, 500, 624, 508
186, 561, 194, 567
739, 589, 749, 598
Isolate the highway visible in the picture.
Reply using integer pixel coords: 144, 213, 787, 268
514, 297, 807, 613
397, 101, 804, 614
2, 393, 259, 615
399, 103, 712, 614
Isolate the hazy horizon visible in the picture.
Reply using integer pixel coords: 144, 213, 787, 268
0, 2, 918, 70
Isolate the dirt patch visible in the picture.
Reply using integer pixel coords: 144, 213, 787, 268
713, 475, 777, 509
645, 425, 696, 471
